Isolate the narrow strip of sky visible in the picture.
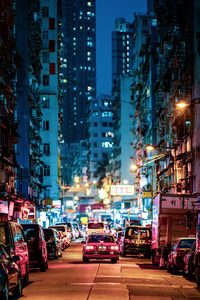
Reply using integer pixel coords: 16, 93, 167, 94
96, 0, 147, 95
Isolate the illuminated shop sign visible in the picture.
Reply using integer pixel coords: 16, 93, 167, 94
21, 206, 36, 220
0, 200, 8, 214
111, 185, 134, 196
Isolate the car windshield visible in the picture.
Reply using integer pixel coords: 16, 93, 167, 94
126, 227, 150, 239
88, 235, 114, 243
23, 227, 38, 240
88, 223, 104, 229
178, 239, 196, 248
50, 226, 65, 232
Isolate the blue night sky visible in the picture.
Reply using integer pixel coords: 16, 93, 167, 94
96, 0, 147, 95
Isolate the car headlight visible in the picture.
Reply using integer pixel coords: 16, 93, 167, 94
110, 246, 119, 250
85, 246, 94, 250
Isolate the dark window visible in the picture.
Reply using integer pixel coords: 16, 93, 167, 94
102, 132, 106, 137
102, 122, 107, 127
93, 142, 97, 147
143, 19, 148, 26
43, 143, 50, 155
94, 153, 98, 158
49, 40, 55, 52
93, 122, 97, 127
43, 120, 49, 131
43, 75, 49, 86
42, 30, 48, 39
49, 18, 55, 30
42, 52, 49, 63
49, 63, 56, 75
42, 7, 49, 18
44, 165, 50, 176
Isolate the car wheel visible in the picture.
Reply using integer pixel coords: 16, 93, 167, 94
2, 282, 9, 300
40, 261, 47, 272
111, 258, 118, 263
83, 256, 89, 263
120, 250, 126, 257
195, 266, 200, 288
13, 275, 23, 297
23, 264, 29, 286
167, 261, 172, 273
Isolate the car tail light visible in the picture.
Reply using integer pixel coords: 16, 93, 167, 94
110, 246, 119, 251
124, 239, 132, 244
144, 240, 151, 245
86, 246, 94, 250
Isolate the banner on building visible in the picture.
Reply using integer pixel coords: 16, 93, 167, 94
111, 185, 134, 196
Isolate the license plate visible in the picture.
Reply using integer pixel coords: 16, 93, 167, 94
99, 247, 106, 251
110, 251, 114, 255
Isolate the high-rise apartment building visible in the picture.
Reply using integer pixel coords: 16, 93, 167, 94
112, 18, 133, 87
61, 0, 96, 144
60, 0, 96, 184
40, 0, 62, 204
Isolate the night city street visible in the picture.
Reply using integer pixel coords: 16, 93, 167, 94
2, 0, 200, 299
9, 241, 200, 300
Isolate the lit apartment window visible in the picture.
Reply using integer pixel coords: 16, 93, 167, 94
87, 2, 91, 6
42, 7, 49, 18
44, 165, 50, 176
88, 86, 92, 91
41, 96, 49, 108
87, 51, 91, 56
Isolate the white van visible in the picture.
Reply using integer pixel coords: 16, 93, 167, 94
86, 222, 105, 236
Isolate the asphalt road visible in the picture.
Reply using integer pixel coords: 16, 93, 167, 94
10, 241, 200, 300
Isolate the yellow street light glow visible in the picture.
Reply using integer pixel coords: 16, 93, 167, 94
146, 145, 155, 151
176, 102, 189, 108
130, 164, 138, 171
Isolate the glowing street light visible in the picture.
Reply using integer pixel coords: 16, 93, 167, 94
130, 164, 139, 172
175, 101, 189, 108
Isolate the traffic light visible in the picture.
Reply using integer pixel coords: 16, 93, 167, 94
185, 211, 192, 230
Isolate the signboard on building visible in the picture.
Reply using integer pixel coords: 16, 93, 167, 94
0, 200, 8, 214
111, 185, 134, 196
21, 206, 36, 220
142, 192, 152, 198
44, 198, 53, 205
161, 195, 198, 210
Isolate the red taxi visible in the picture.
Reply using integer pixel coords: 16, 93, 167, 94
82, 234, 119, 263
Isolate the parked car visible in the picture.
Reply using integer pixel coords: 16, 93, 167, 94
0, 243, 23, 299
167, 237, 196, 274
120, 226, 151, 258
50, 225, 71, 247
44, 228, 62, 259
22, 224, 48, 272
85, 222, 106, 236
183, 241, 196, 278
0, 221, 29, 285
82, 233, 119, 263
